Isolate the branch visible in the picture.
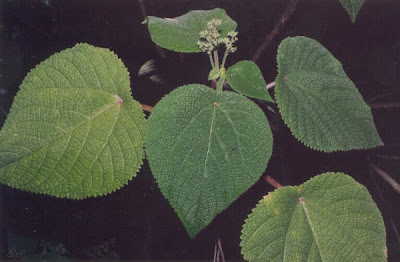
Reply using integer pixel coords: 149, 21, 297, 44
390, 218, 400, 247
213, 242, 217, 262
217, 238, 226, 262
266, 81, 275, 90
140, 104, 153, 112
265, 175, 282, 189
371, 164, 400, 195
376, 154, 400, 161
138, 0, 166, 59
369, 102, 400, 109
213, 238, 226, 262
252, 0, 299, 62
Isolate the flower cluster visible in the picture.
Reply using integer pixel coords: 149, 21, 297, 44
197, 19, 238, 54
221, 31, 238, 53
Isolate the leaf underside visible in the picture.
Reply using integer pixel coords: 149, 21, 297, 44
0, 44, 146, 199
241, 173, 387, 262
339, 0, 366, 23
145, 84, 273, 237
275, 36, 382, 152
147, 8, 237, 53
226, 60, 274, 102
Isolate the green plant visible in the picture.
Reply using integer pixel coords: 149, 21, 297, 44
0, 1, 388, 261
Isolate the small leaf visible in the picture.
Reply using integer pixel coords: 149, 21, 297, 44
275, 37, 382, 152
241, 173, 387, 262
339, 0, 365, 23
147, 8, 237, 53
208, 67, 220, 80
0, 44, 146, 199
226, 60, 274, 102
146, 84, 273, 237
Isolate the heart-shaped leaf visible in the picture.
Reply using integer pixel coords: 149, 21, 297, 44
147, 8, 237, 53
0, 44, 146, 199
226, 60, 274, 102
241, 173, 387, 262
145, 84, 273, 237
339, 0, 365, 23
275, 37, 382, 152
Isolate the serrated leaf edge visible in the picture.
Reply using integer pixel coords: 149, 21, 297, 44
0, 43, 146, 199
274, 36, 383, 153
145, 84, 273, 238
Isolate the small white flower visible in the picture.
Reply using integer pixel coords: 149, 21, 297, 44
197, 20, 238, 54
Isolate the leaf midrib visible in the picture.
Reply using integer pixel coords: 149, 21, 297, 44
299, 198, 324, 261
203, 104, 217, 178
300, 196, 374, 261
306, 197, 374, 261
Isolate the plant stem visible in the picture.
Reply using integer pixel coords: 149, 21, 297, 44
216, 77, 224, 92
221, 48, 229, 69
217, 238, 226, 262
252, 0, 299, 62
369, 102, 400, 109
265, 175, 282, 189
266, 81, 276, 90
140, 104, 153, 112
213, 242, 218, 262
209, 52, 215, 68
213, 49, 220, 71
213, 49, 225, 92
376, 154, 400, 161
371, 164, 400, 195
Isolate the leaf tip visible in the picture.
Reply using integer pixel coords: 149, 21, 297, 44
187, 230, 198, 239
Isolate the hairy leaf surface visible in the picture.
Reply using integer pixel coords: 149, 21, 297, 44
147, 8, 237, 53
275, 37, 382, 152
146, 84, 273, 237
226, 60, 274, 102
0, 44, 146, 199
241, 173, 387, 262
339, 0, 365, 22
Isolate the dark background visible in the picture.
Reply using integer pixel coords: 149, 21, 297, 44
0, 0, 399, 260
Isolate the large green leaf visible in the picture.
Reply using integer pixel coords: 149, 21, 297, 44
147, 8, 237, 53
275, 37, 382, 152
0, 44, 146, 199
145, 84, 273, 237
226, 60, 274, 102
241, 173, 387, 262
339, 0, 365, 23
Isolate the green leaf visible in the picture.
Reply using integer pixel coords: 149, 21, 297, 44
226, 60, 274, 102
275, 37, 382, 152
146, 84, 273, 237
147, 8, 237, 53
241, 173, 387, 262
339, 0, 365, 23
0, 44, 146, 199
208, 67, 220, 80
